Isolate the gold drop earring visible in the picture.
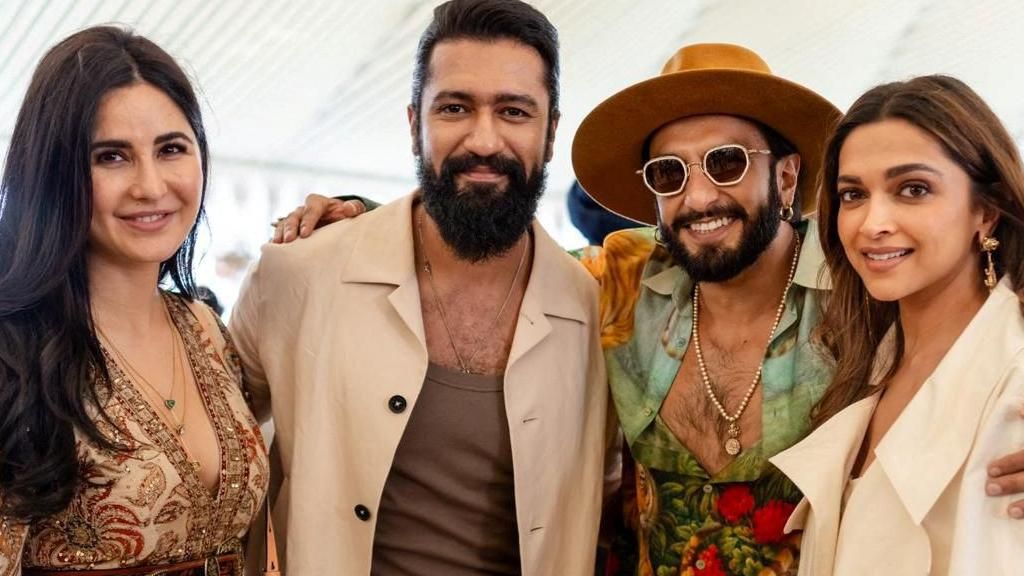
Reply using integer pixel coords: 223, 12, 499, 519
981, 235, 1000, 290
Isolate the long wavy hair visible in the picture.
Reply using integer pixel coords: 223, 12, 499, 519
810, 75, 1024, 428
0, 26, 209, 520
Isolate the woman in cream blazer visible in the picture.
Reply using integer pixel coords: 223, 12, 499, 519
772, 75, 1024, 575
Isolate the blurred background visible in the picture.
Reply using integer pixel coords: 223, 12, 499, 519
1, 0, 1022, 313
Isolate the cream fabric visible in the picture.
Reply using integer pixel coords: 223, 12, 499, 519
772, 278, 1024, 575
230, 193, 612, 576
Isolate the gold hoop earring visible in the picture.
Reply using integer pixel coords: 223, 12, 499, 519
981, 235, 1000, 290
779, 204, 794, 221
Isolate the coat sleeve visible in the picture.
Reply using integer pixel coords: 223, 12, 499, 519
229, 259, 272, 423
949, 360, 1024, 574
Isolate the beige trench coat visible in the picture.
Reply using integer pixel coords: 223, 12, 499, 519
771, 278, 1024, 575
230, 193, 611, 575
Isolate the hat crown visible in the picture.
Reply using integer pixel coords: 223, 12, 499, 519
661, 43, 771, 76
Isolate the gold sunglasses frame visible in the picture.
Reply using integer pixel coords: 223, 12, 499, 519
636, 144, 771, 197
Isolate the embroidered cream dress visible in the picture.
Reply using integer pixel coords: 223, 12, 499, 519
0, 295, 268, 574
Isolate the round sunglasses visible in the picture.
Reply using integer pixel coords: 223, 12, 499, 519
637, 144, 771, 197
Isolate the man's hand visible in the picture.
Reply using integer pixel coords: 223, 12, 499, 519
272, 194, 366, 243
988, 442, 1024, 519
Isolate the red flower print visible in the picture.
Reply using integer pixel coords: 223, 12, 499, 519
752, 499, 797, 544
716, 484, 755, 523
693, 544, 726, 576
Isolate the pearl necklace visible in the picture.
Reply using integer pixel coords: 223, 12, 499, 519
691, 232, 800, 456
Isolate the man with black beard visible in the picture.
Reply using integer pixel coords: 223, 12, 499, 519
229, 1, 611, 575
417, 151, 544, 262
567, 43, 840, 575
573, 41, 1024, 574
280, 37, 1024, 574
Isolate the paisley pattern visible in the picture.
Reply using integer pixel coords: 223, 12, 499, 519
0, 294, 268, 574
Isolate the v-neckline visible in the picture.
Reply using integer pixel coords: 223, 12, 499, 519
645, 278, 804, 480
100, 294, 225, 501
651, 413, 766, 481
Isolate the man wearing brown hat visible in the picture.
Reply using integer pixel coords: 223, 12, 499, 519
572, 43, 1024, 575
570, 43, 838, 575
281, 44, 830, 574
277, 41, 1024, 575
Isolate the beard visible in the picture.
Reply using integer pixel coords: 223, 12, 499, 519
418, 151, 546, 263
658, 173, 784, 283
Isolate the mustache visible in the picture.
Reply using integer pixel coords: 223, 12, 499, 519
441, 153, 523, 179
669, 204, 748, 231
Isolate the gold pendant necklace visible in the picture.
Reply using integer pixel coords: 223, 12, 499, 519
97, 297, 187, 435
416, 210, 529, 375
691, 233, 800, 457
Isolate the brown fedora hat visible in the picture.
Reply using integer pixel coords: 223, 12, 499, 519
572, 43, 841, 225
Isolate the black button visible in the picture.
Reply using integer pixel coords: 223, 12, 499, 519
388, 395, 407, 414
354, 504, 371, 521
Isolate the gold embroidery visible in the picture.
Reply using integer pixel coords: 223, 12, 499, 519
17, 293, 268, 571
127, 463, 166, 509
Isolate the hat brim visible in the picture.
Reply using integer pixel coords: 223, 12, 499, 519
572, 69, 841, 225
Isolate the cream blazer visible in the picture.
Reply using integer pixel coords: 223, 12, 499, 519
771, 279, 1024, 575
229, 193, 611, 576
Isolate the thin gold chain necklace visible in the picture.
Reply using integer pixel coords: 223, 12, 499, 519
97, 298, 187, 435
416, 210, 529, 375
691, 232, 800, 457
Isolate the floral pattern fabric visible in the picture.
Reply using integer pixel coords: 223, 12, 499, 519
579, 223, 833, 576
0, 294, 268, 575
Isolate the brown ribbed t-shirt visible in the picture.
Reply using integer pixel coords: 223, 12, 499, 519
370, 363, 521, 575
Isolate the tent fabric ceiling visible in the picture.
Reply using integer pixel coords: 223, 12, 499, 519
0, 0, 1022, 308
3, 0, 1023, 193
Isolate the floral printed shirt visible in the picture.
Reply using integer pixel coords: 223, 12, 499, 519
579, 221, 833, 576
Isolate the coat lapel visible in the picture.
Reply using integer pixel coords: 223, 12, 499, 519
339, 193, 425, 347
770, 393, 877, 573
508, 222, 590, 367
773, 279, 1022, 576
876, 279, 1019, 524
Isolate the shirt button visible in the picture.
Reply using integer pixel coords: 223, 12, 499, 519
643, 407, 653, 416
388, 395, 408, 414
703, 484, 713, 494
354, 505, 371, 521
696, 559, 707, 570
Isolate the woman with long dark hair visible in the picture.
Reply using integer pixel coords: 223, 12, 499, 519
0, 26, 267, 575
772, 75, 1024, 574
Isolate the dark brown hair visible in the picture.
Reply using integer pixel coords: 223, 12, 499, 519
0, 26, 209, 520
410, 0, 560, 121
811, 75, 1024, 428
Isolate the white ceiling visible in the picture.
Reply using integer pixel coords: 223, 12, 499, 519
1, 0, 1022, 307
3, 1, 1024, 196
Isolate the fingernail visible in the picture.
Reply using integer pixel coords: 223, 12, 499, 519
987, 483, 1002, 496
1011, 507, 1024, 519
990, 466, 1002, 477
300, 225, 307, 236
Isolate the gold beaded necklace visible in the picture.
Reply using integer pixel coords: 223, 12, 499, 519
691, 232, 800, 457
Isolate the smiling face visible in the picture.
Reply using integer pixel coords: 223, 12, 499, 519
413, 37, 554, 188
88, 82, 203, 272
410, 37, 556, 261
836, 118, 994, 304
650, 115, 799, 282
